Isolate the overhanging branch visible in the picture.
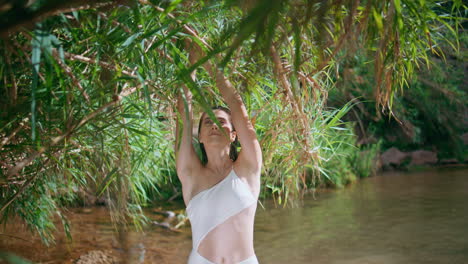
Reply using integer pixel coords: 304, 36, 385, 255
1, 83, 141, 215
0, 0, 121, 39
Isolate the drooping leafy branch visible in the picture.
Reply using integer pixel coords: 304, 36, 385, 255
0, 0, 463, 242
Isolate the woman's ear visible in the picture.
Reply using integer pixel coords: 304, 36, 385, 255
230, 131, 237, 142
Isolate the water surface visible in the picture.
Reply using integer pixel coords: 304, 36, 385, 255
1, 168, 467, 263
254, 168, 468, 264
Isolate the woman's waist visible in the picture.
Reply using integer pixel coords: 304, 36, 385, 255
196, 234, 255, 263
189, 250, 258, 264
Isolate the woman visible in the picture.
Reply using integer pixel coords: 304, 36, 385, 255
176, 56, 262, 264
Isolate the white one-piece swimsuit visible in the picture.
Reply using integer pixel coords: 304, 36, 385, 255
186, 169, 259, 264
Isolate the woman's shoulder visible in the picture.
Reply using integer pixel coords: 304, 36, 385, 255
180, 166, 210, 188
233, 158, 261, 178
233, 163, 261, 196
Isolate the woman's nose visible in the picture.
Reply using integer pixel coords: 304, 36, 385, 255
211, 124, 218, 130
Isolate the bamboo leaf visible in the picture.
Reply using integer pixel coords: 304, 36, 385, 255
372, 8, 384, 32
96, 167, 119, 197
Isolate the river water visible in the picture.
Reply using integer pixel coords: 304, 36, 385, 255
1, 168, 467, 263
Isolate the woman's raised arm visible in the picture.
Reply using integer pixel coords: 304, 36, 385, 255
175, 53, 202, 184
215, 70, 262, 175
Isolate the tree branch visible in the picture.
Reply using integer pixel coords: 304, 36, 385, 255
0, 0, 119, 38
0, 118, 27, 150
270, 45, 312, 155
52, 50, 91, 103
63, 52, 137, 78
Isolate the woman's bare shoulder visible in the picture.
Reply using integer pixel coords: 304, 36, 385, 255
233, 162, 261, 196
180, 166, 208, 202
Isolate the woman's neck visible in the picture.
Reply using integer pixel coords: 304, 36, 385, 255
204, 145, 233, 173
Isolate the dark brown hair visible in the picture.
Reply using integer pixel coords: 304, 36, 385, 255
198, 106, 239, 165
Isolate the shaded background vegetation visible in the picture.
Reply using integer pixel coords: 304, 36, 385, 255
328, 32, 467, 161
0, 0, 465, 244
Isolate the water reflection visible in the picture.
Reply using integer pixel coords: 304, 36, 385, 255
1, 168, 467, 264
255, 168, 468, 264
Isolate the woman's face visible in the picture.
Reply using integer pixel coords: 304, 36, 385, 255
199, 109, 236, 147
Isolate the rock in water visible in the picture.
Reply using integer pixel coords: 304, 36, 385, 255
74, 250, 119, 264
380, 147, 409, 167
409, 150, 438, 165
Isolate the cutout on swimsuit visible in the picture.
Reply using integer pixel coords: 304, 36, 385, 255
186, 170, 258, 264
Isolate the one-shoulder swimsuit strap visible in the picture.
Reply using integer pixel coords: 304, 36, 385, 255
186, 169, 259, 264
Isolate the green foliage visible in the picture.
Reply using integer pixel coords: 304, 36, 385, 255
310, 108, 381, 188
9, 177, 58, 245
328, 27, 466, 161
0, 0, 463, 243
